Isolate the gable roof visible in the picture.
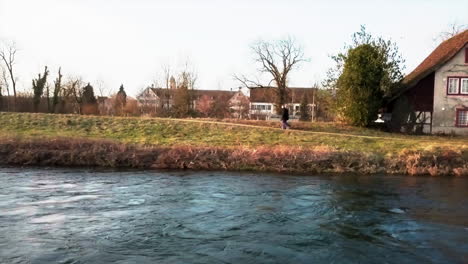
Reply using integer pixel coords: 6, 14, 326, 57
250, 87, 316, 103
404, 29, 468, 87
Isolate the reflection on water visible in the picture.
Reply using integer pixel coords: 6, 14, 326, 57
0, 168, 467, 264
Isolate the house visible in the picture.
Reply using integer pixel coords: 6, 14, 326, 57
136, 86, 248, 117
388, 30, 468, 135
137, 86, 174, 111
249, 87, 317, 119
228, 89, 250, 119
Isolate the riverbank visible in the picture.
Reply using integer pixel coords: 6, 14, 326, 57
0, 112, 467, 176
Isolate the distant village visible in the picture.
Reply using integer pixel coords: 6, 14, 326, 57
0, 29, 467, 135
130, 82, 332, 121
0, 66, 335, 121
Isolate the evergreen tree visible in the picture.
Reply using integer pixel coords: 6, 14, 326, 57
325, 26, 405, 126
336, 44, 384, 126
82, 83, 97, 104
82, 83, 98, 115
299, 94, 310, 121
32, 66, 49, 112
115, 84, 127, 116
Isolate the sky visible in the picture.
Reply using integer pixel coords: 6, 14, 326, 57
0, 0, 467, 97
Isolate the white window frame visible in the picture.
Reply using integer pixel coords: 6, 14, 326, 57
461, 78, 468, 95
448, 78, 459, 94
456, 109, 468, 127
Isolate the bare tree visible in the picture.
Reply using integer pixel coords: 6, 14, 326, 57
436, 23, 467, 42
162, 63, 171, 89
62, 77, 84, 114
235, 37, 306, 113
157, 63, 174, 110
150, 63, 173, 90
0, 41, 18, 110
173, 70, 196, 117
170, 60, 198, 117
0, 72, 3, 111
1, 67, 10, 111
180, 60, 198, 90
95, 78, 110, 98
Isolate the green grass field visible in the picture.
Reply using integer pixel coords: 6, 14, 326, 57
1, 112, 466, 156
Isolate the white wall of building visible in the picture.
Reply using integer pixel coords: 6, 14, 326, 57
432, 44, 468, 135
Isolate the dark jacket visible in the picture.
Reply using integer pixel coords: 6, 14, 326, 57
281, 107, 289, 121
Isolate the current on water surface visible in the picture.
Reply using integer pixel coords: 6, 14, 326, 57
0, 168, 467, 264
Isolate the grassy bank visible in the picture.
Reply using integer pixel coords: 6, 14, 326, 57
0, 112, 467, 176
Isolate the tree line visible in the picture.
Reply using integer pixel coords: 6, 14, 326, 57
5, 24, 443, 124
0, 28, 391, 123
0, 50, 244, 118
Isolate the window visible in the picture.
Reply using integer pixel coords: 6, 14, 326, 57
461, 78, 468, 94
447, 77, 468, 95
456, 109, 468, 127
267, 105, 271, 110
252, 104, 269, 111
448, 78, 459, 94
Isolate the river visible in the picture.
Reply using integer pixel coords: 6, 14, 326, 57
0, 168, 467, 263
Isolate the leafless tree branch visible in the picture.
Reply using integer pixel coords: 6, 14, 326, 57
436, 23, 467, 42
0, 41, 18, 110
235, 37, 306, 112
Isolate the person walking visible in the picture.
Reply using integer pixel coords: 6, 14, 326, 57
281, 105, 290, 129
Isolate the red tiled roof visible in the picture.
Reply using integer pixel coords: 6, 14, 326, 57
404, 29, 468, 86
249, 87, 277, 103
250, 87, 316, 104
193, 90, 236, 101
147, 88, 235, 101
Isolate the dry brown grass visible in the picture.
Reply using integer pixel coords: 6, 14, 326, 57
395, 149, 468, 176
1, 137, 466, 176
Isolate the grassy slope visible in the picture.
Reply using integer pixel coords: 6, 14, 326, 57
0, 112, 467, 155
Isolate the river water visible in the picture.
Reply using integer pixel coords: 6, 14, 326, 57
0, 168, 467, 264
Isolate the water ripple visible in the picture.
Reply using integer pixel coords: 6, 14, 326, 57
0, 168, 467, 264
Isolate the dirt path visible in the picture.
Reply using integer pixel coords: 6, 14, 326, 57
153, 117, 438, 141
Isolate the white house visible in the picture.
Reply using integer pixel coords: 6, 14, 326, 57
249, 87, 317, 119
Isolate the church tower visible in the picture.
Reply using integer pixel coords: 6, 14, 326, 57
169, 76, 176, 89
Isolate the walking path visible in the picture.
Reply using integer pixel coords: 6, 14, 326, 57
153, 117, 449, 142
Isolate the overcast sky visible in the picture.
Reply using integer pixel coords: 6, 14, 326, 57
0, 0, 467, 96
